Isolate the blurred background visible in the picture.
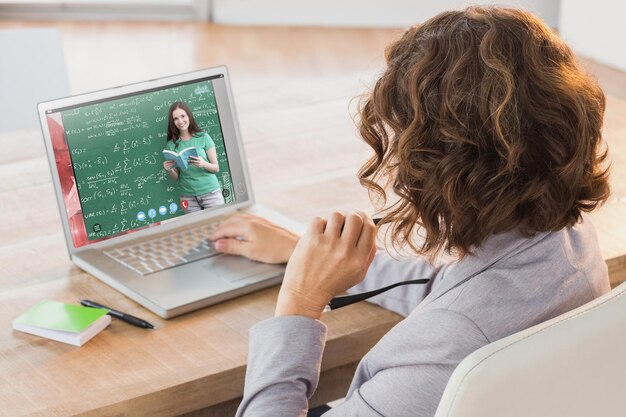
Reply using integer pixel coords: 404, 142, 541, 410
1, 0, 625, 101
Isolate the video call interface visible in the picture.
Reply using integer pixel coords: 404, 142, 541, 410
46, 76, 235, 248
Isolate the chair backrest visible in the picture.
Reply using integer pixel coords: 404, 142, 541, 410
0, 28, 69, 133
435, 281, 626, 417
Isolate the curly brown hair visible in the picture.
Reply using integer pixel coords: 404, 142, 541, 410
358, 6, 610, 258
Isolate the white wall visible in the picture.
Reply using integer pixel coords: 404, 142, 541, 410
0, 0, 207, 21
0, 28, 69, 132
559, 1, 626, 72
212, 0, 560, 28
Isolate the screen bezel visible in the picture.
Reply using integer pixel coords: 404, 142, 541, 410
38, 66, 254, 256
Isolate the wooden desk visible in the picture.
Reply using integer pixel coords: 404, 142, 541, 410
1, 22, 625, 417
0, 274, 401, 417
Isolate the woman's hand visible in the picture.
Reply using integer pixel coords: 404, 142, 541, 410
163, 160, 177, 171
275, 211, 377, 320
164, 160, 178, 179
210, 213, 299, 264
189, 156, 204, 168
190, 156, 219, 173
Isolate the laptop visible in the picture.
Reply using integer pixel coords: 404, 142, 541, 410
38, 66, 302, 319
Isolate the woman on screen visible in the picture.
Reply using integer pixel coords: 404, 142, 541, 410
163, 101, 224, 212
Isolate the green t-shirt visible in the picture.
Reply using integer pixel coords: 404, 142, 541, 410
164, 132, 221, 196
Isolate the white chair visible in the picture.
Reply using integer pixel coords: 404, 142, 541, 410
435, 281, 626, 417
0, 28, 68, 133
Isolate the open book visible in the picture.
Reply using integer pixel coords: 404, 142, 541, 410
13, 300, 111, 347
162, 147, 199, 170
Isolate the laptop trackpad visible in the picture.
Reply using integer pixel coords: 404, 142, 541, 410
205, 255, 282, 283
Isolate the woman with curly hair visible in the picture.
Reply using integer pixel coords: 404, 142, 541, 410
211, 7, 610, 417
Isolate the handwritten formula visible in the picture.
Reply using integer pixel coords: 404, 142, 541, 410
62, 80, 235, 240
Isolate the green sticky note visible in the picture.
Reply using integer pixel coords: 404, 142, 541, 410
14, 300, 109, 333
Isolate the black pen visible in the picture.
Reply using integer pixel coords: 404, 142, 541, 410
80, 299, 155, 329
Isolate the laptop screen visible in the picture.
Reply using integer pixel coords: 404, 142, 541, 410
43, 73, 249, 248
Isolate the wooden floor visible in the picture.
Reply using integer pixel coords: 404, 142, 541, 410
0, 20, 625, 288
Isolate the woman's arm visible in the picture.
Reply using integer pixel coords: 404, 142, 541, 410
235, 211, 376, 416
221, 213, 477, 417
236, 286, 488, 417
210, 213, 299, 264
211, 214, 445, 317
236, 316, 326, 417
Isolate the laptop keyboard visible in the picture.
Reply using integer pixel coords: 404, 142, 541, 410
103, 221, 222, 275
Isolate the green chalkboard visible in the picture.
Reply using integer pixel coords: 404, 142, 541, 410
62, 79, 234, 241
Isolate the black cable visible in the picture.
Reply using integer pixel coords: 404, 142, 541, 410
328, 278, 430, 310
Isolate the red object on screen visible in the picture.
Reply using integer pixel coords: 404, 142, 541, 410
48, 115, 91, 247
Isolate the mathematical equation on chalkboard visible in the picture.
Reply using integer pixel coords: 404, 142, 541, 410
61, 79, 235, 241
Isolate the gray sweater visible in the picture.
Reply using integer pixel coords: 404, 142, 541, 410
236, 217, 610, 416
